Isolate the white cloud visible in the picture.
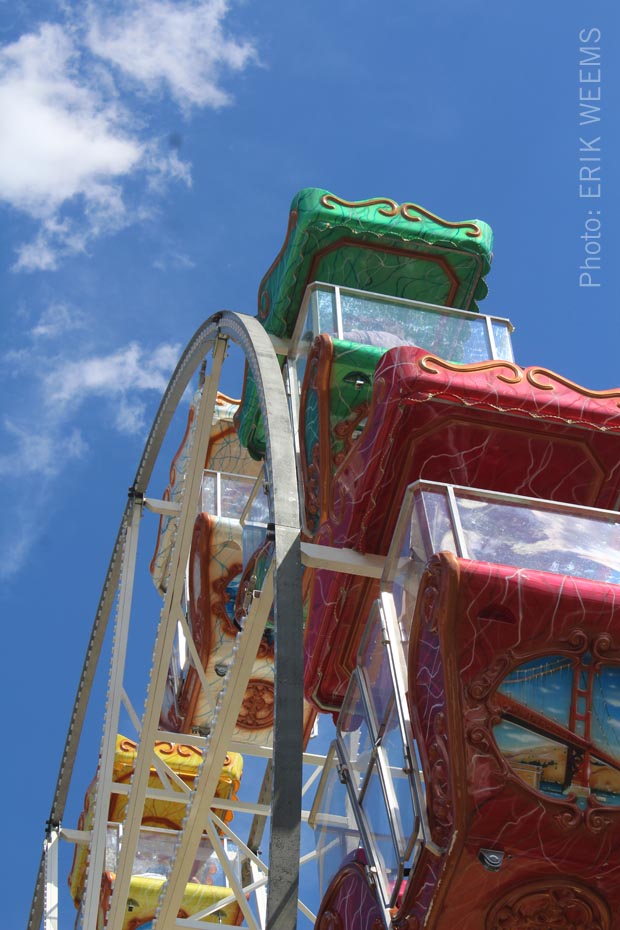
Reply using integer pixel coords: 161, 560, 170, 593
0, 420, 87, 581
0, 417, 87, 478
0, 336, 182, 577
87, 0, 257, 109
0, 24, 141, 217
153, 250, 196, 271
13, 232, 62, 272
0, 21, 193, 269
30, 303, 87, 340
43, 340, 181, 432
114, 396, 147, 433
0, 514, 40, 582
0, 22, 142, 268
142, 144, 192, 192
0, 3, 256, 270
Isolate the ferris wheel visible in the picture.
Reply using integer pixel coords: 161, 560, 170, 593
27, 186, 495, 930
29, 188, 620, 930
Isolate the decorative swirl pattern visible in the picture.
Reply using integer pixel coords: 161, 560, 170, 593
118, 735, 202, 762
420, 580, 440, 633
399, 202, 482, 237
321, 193, 400, 216
553, 805, 583, 832
563, 629, 590, 654
552, 801, 614, 835
419, 556, 447, 633
526, 367, 620, 404
486, 881, 610, 930
585, 805, 612, 834
427, 711, 453, 846
468, 653, 513, 701
237, 679, 275, 730
155, 741, 202, 759
592, 632, 615, 660
467, 725, 493, 753
321, 193, 483, 237
419, 354, 523, 384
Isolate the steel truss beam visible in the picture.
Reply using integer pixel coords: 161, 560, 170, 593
28, 315, 227, 930
31, 311, 305, 930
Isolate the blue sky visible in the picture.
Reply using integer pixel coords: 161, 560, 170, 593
2, 1, 619, 926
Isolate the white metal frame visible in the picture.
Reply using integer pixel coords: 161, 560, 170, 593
287, 281, 515, 363
34, 311, 311, 930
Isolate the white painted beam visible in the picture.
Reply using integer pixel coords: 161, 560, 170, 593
143, 497, 183, 516
301, 542, 386, 578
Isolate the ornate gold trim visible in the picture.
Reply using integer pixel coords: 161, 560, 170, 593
527, 367, 620, 404
419, 354, 523, 384
321, 193, 482, 238
400, 202, 482, 238
321, 193, 400, 216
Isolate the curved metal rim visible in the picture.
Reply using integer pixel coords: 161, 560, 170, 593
29, 311, 304, 930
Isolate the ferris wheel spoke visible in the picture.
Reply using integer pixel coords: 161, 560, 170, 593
104, 333, 228, 929
28, 322, 223, 930
151, 311, 304, 930
32, 308, 307, 930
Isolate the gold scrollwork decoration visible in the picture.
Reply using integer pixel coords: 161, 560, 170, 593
526, 367, 620, 406
155, 740, 201, 759
119, 736, 138, 752
321, 194, 482, 237
419, 354, 523, 385
321, 193, 399, 217
399, 202, 482, 238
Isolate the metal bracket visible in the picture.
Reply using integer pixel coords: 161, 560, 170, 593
45, 818, 60, 840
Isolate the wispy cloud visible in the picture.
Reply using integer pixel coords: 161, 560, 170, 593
0, 417, 87, 479
0, 2, 256, 270
0, 497, 70, 582
43, 340, 181, 433
152, 249, 196, 271
0, 409, 88, 580
30, 302, 88, 340
0, 1, 256, 577
0, 24, 141, 217
87, 0, 257, 109
0, 330, 181, 577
